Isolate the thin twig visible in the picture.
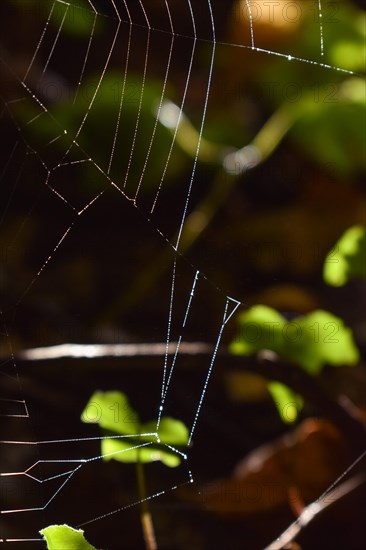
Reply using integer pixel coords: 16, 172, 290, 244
10, 343, 366, 451
264, 470, 366, 550
136, 453, 158, 550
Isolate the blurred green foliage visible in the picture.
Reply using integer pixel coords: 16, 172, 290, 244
291, 78, 365, 175
230, 305, 359, 374
14, 72, 187, 194
251, 2, 365, 176
323, 225, 366, 286
266, 381, 303, 424
230, 304, 360, 422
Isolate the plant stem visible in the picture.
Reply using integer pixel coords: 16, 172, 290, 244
136, 453, 158, 550
99, 102, 298, 323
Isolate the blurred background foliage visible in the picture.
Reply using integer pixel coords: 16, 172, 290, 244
1, 0, 365, 338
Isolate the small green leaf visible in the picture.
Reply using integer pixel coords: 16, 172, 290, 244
101, 438, 181, 468
40, 525, 96, 550
267, 382, 303, 424
146, 417, 189, 446
81, 391, 139, 435
81, 391, 189, 467
229, 305, 285, 357
230, 306, 359, 374
290, 310, 360, 373
323, 225, 366, 286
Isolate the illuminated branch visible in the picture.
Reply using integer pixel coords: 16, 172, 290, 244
9, 343, 366, 452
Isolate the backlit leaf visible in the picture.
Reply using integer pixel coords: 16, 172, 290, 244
230, 306, 359, 374
323, 225, 366, 286
40, 525, 96, 550
81, 391, 188, 467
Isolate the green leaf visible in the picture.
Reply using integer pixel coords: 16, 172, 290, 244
144, 417, 189, 446
40, 525, 96, 550
267, 382, 303, 424
81, 391, 189, 467
81, 391, 139, 435
230, 305, 285, 357
323, 225, 366, 286
101, 438, 182, 468
230, 306, 359, 374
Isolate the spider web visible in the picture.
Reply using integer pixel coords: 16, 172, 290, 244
0, 0, 361, 546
